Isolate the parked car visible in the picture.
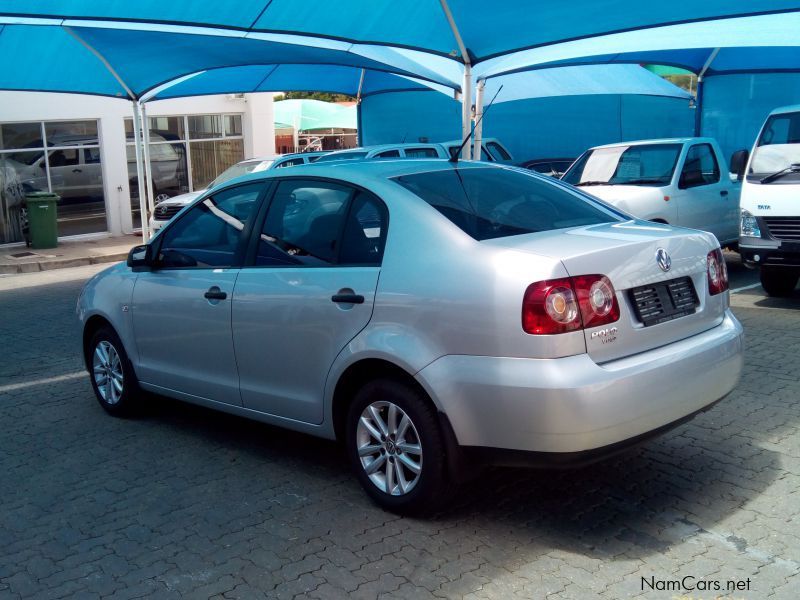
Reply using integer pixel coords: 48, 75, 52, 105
79, 160, 743, 514
148, 151, 328, 231
520, 157, 575, 177
737, 104, 800, 296
315, 138, 514, 164
562, 138, 741, 247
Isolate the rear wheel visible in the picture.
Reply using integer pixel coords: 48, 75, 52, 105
346, 379, 449, 514
760, 266, 799, 297
87, 326, 142, 417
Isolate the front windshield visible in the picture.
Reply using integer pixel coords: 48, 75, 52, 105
562, 143, 682, 187
210, 160, 270, 187
749, 112, 800, 182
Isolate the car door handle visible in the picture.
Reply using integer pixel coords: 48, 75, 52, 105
331, 293, 364, 304
720, 190, 729, 197
72, 168, 82, 173
204, 287, 227, 300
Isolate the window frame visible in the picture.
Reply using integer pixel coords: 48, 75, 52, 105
242, 175, 390, 269
150, 180, 273, 271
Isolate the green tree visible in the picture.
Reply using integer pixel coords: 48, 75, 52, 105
274, 91, 356, 103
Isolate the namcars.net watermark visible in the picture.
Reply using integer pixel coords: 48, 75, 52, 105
642, 575, 752, 594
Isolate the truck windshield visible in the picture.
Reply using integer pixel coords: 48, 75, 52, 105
562, 143, 682, 187
749, 112, 800, 182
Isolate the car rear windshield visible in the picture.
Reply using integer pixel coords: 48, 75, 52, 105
393, 167, 622, 240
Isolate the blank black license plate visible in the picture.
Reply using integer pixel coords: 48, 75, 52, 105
629, 277, 698, 327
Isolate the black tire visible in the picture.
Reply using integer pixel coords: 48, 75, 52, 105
346, 379, 450, 515
86, 326, 142, 417
760, 266, 799, 297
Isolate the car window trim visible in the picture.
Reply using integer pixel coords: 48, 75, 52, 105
242, 175, 389, 269
149, 180, 273, 271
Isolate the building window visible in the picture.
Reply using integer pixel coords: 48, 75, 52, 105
0, 120, 105, 244
125, 114, 243, 229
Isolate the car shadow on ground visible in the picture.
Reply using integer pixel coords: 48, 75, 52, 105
138, 391, 779, 563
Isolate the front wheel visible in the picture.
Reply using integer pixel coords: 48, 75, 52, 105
87, 326, 142, 417
346, 379, 450, 514
760, 266, 799, 297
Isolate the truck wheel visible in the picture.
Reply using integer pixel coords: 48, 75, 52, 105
346, 379, 450, 515
760, 266, 799, 297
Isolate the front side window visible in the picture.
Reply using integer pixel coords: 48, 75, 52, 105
375, 150, 401, 159
157, 183, 263, 268
563, 144, 682, 187
486, 142, 511, 161
680, 144, 720, 188
394, 167, 621, 241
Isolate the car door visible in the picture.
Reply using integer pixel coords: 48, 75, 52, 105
131, 182, 266, 404
232, 178, 388, 424
674, 143, 730, 240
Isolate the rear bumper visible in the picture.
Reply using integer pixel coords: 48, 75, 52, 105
418, 310, 743, 455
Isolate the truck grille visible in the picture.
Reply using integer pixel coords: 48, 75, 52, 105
629, 277, 698, 327
763, 217, 800, 241
154, 205, 183, 220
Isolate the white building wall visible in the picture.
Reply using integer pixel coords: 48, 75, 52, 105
0, 91, 274, 237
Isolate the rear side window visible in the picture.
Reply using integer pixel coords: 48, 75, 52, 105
486, 142, 511, 161
405, 147, 440, 158
393, 167, 621, 241
375, 150, 401, 158
275, 157, 305, 168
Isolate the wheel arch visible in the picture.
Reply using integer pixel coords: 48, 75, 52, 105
331, 358, 434, 443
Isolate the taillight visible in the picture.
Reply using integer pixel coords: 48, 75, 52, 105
522, 275, 620, 335
707, 248, 728, 295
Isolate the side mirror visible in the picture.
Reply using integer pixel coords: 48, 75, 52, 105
127, 244, 155, 270
730, 149, 749, 180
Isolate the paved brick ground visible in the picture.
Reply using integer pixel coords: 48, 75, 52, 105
0, 265, 798, 599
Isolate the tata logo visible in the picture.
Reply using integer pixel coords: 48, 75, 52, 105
656, 248, 671, 272
758, 204, 771, 210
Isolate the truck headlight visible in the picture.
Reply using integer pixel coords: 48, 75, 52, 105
740, 209, 761, 237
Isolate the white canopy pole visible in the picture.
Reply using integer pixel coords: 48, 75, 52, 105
695, 47, 720, 137
473, 79, 485, 161
131, 103, 150, 242
141, 102, 156, 216
439, 0, 472, 159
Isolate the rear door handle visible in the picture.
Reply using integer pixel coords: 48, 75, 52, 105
204, 286, 227, 301
331, 293, 364, 304
720, 190, 729, 197
72, 168, 82, 173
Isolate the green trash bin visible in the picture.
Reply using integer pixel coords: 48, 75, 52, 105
25, 192, 60, 249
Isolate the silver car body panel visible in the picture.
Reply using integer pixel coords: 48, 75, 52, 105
79, 159, 744, 454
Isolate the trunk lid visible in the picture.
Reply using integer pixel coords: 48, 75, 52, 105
484, 221, 727, 363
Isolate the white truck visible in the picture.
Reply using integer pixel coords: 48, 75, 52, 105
562, 138, 741, 247
738, 105, 800, 296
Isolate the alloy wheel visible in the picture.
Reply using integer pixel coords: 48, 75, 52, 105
93, 340, 124, 405
356, 401, 423, 496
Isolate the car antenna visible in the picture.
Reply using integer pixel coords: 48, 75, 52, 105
449, 84, 503, 163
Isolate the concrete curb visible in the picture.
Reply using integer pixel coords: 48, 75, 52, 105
0, 252, 128, 275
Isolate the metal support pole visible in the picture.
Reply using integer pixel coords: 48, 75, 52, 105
473, 79, 485, 161
694, 48, 720, 138
141, 102, 156, 216
131, 102, 150, 242
461, 64, 472, 160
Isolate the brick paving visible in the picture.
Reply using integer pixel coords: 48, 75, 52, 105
0, 264, 798, 599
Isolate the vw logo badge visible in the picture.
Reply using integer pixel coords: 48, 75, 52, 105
656, 248, 672, 272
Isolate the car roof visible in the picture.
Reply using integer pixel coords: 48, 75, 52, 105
769, 104, 800, 116
588, 137, 716, 150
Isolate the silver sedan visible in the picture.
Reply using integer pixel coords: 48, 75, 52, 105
78, 159, 743, 514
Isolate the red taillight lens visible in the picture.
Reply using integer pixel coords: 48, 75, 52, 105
707, 248, 729, 295
522, 275, 620, 335
572, 274, 621, 329
522, 278, 581, 334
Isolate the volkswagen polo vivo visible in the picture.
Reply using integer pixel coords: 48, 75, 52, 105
78, 160, 743, 513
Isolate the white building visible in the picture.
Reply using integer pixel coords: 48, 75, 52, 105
0, 92, 275, 245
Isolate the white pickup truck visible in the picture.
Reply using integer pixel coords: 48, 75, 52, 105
562, 138, 741, 247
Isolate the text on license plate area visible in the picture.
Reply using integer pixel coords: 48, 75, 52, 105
628, 277, 698, 327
